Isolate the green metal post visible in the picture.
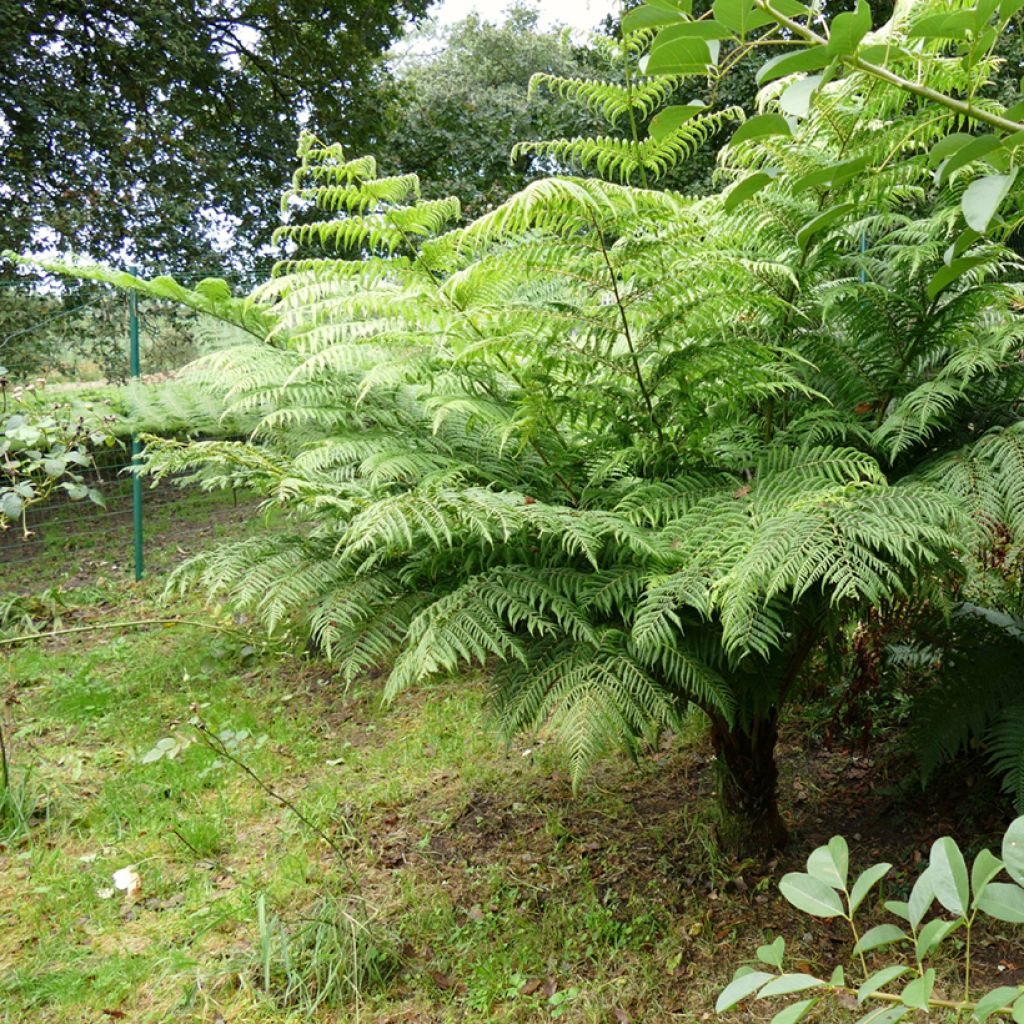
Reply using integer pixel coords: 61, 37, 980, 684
129, 284, 143, 581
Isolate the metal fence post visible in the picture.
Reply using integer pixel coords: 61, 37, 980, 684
129, 282, 143, 581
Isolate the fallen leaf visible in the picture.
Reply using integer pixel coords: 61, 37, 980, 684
428, 969, 464, 992
521, 977, 543, 996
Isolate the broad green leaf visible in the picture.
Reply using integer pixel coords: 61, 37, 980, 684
644, 32, 714, 74
900, 969, 935, 1011
1002, 816, 1024, 886
850, 863, 893, 913
623, 3, 687, 32
649, 104, 708, 140
779, 872, 846, 917
908, 867, 935, 929
971, 849, 1005, 906
792, 155, 869, 194
937, 135, 1005, 186
859, 43, 913, 61
915, 918, 962, 960
853, 924, 908, 954
962, 172, 1018, 233
930, 133, 975, 168
771, 999, 818, 1024
927, 255, 989, 300
930, 836, 970, 916
756, 46, 831, 85
908, 10, 976, 37
713, 0, 776, 34
757, 936, 786, 969
858, 966, 910, 1004
1001, 0, 1024, 19
973, 987, 1021, 1022
650, 18, 733, 38
0, 491, 23, 519
830, 966, 845, 987
827, 0, 872, 56
796, 202, 856, 251
716, 970, 775, 1012
780, 74, 823, 118
807, 840, 845, 889
731, 113, 791, 145
758, 974, 826, 998
884, 900, 911, 922
724, 171, 774, 212
1013, 994, 1024, 1024
859, 1008, 910, 1024
977, 881, 1024, 922
944, 227, 981, 265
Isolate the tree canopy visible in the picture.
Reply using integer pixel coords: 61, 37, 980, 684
0, 0, 430, 279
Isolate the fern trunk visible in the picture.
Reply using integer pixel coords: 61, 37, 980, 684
709, 710, 788, 855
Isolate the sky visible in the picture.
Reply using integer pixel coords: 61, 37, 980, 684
427, 0, 618, 33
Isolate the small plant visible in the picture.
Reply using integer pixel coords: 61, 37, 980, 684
717, 817, 1024, 1024
0, 374, 117, 535
249, 893, 396, 1015
0, 719, 42, 844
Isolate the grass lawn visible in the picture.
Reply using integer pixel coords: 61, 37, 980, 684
1, 493, 1019, 1022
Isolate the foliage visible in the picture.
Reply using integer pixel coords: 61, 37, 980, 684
0, 376, 117, 535
888, 603, 1024, 811
376, 4, 610, 222
717, 818, 1024, 1024
0, 0, 430, 278
24, 0, 1024, 848
249, 893, 396, 1013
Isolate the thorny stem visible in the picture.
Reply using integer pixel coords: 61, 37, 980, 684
190, 715, 366, 894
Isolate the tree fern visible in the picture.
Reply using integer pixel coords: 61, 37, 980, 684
22, 0, 1024, 847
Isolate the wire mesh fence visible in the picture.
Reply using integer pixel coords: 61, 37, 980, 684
1, 268, 269, 588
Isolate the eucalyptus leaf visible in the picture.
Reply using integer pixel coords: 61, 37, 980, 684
930, 836, 969, 916
757, 936, 786, 969
853, 924, 908, 954
900, 969, 935, 1011
779, 873, 846, 918
757, 974, 826, 998
771, 998, 818, 1024
1002, 816, 1024, 886
977, 881, 1024, 922
973, 986, 1021, 1022
908, 868, 935, 929
858, 966, 910, 1004
716, 970, 775, 1012
971, 849, 1005, 906
850, 863, 892, 913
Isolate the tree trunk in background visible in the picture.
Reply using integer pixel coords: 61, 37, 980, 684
709, 709, 788, 855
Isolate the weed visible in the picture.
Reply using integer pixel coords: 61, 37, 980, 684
247, 893, 396, 1015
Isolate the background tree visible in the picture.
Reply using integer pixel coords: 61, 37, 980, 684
374, 5, 609, 221
0, 0, 430, 281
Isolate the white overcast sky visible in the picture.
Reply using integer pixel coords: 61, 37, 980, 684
426, 0, 619, 32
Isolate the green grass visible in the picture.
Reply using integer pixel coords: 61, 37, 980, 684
1, 492, 1000, 1022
